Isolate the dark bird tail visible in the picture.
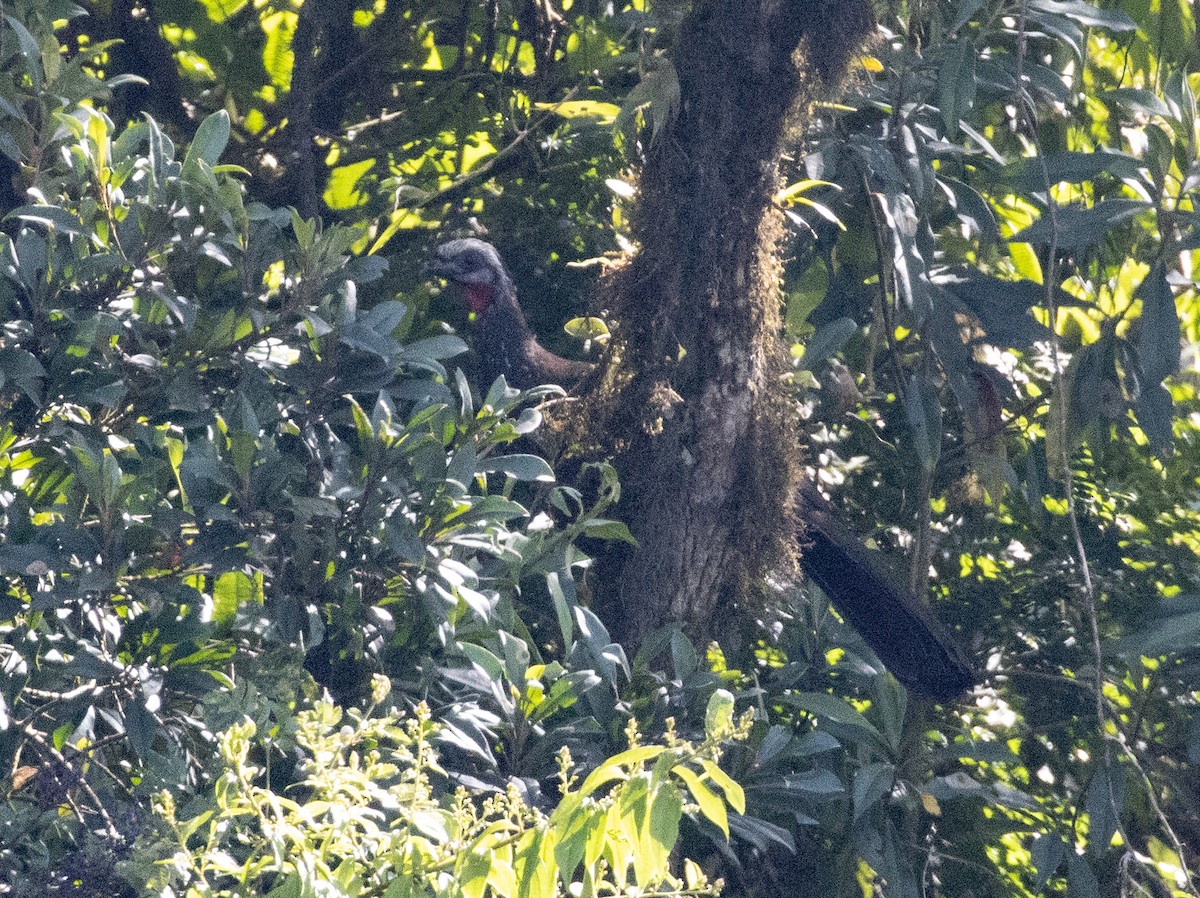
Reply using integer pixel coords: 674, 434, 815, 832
797, 483, 975, 700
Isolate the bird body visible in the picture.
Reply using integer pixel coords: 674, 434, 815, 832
426, 238, 974, 700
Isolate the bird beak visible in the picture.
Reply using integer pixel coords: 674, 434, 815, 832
420, 258, 446, 279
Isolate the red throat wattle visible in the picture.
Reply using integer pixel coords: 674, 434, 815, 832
464, 284, 493, 313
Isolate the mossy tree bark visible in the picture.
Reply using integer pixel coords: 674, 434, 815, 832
587, 0, 876, 648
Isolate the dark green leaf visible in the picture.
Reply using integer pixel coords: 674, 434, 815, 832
1002, 150, 1146, 191
1066, 852, 1101, 898
1134, 381, 1175, 453
949, 0, 988, 31
904, 373, 942, 473
1115, 596, 1200, 658
184, 110, 231, 169
1009, 199, 1151, 251
1084, 764, 1125, 857
938, 176, 999, 242
1136, 263, 1180, 383
778, 692, 889, 755
1030, 0, 1136, 31
728, 813, 797, 851
939, 272, 1051, 348
3, 16, 43, 90
582, 518, 637, 544
852, 762, 894, 822
1031, 834, 1067, 892
6, 204, 86, 236
800, 317, 857, 370
1104, 88, 1173, 118
938, 40, 977, 136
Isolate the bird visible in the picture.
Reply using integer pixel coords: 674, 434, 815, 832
424, 238, 593, 391
425, 237, 974, 700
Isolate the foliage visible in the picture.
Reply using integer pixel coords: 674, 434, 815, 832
121, 681, 739, 898
1, 1, 1200, 898
0, 9, 635, 892
770, 1, 1200, 895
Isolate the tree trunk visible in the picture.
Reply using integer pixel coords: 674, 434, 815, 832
585, 0, 876, 647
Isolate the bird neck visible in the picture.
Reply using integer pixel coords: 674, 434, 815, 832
467, 275, 592, 390
465, 284, 494, 314
474, 276, 531, 337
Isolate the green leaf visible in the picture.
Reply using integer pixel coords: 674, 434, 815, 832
615, 59, 680, 145
1047, 333, 1115, 480
1030, 0, 1136, 31
6, 205, 86, 236
382, 873, 414, 898
228, 430, 257, 488
184, 110, 231, 169
404, 335, 468, 361
1104, 88, 1172, 118
642, 780, 682, 879
904, 373, 942, 473
124, 700, 156, 763
348, 395, 375, 449
362, 299, 409, 336
480, 454, 555, 482
553, 803, 604, 883
1135, 381, 1175, 454
1003, 150, 1145, 190
940, 272, 1051, 348
703, 689, 735, 741
728, 813, 796, 852
938, 176, 999, 242
1115, 597, 1200, 658
499, 630, 531, 685
582, 518, 637, 544
547, 571, 575, 647
261, 10, 297, 90
3, 16, 43, 90
852, 761, 895, 822
0, 347, 45, 402
799, 317, 857, 370
534, 100, 622, 123
460, 642, 506, 683
698, 759, 745, 814
949, 0, 988, 30
576, 746, 664, 797
673, 765, 728, 837
564, 316, 610, 342
1025, 9, 1085, 59
213, 570, 262, 623
514, 827, 556, 898
529, 670, 600, 723
669, 629, 698, 678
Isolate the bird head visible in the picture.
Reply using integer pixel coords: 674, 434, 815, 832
425, 238, 510, 313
